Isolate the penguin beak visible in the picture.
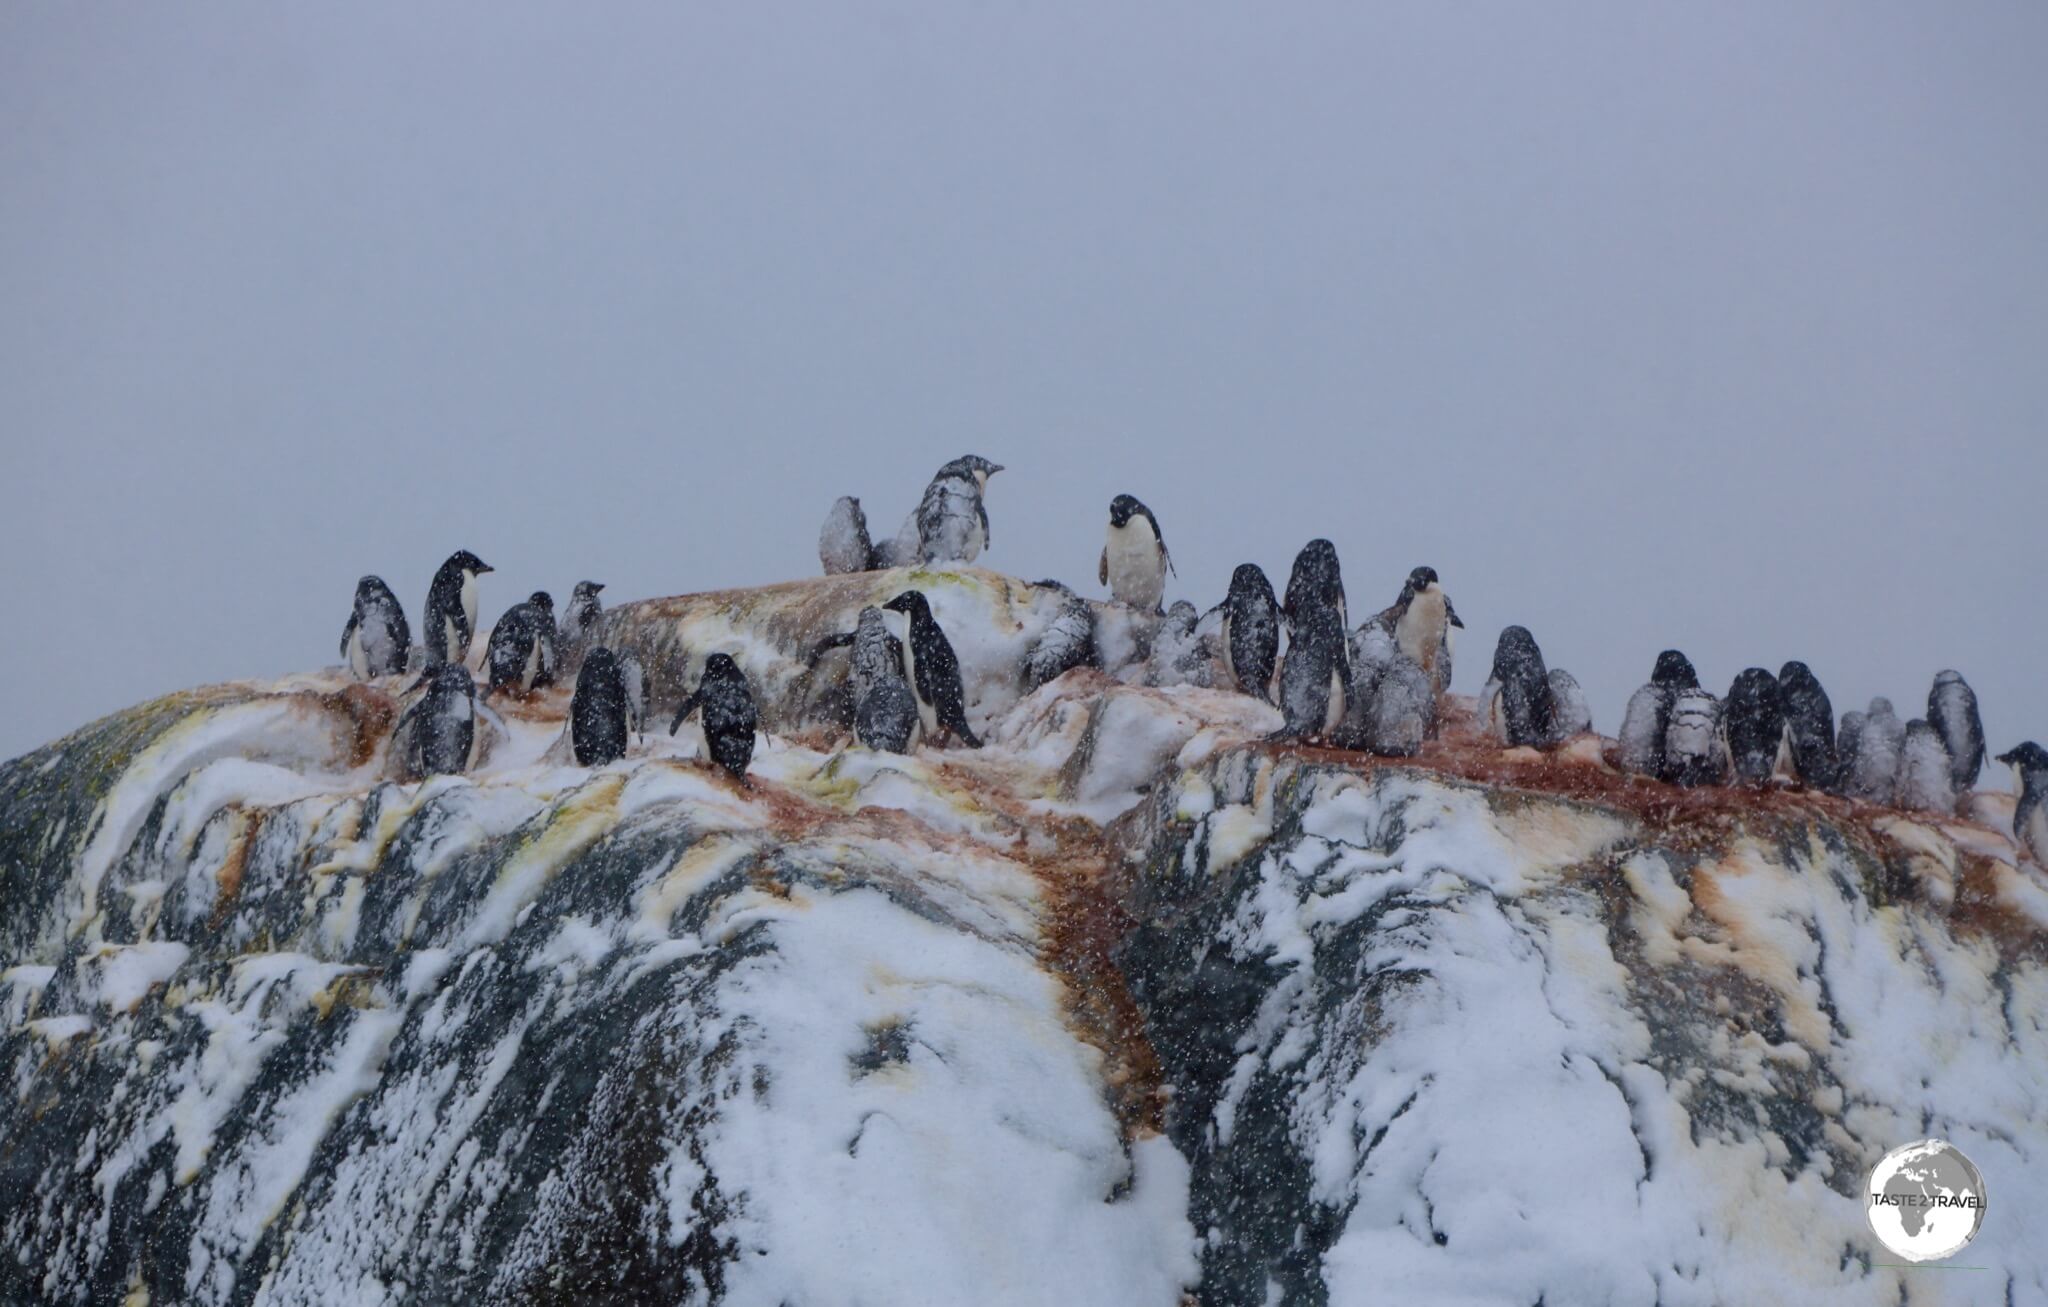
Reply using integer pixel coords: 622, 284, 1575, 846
477, 564, 495, 574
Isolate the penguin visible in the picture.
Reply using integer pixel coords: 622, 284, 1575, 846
618, 650, 647, 739
1618, 651, 1700, 779
1845, 698, 1906, 804
484, 597, 551, 700
1099, 494, 1174, 613
525, 591, 559, 688
668, 653, 759, 781
1484, 626, 1555, 748
1996, 742, 2048, 866
1282, 539, 1347, 633
881, 590, 983, 748
914, 455, 1003, 565
1663, 688, 1730, 788
1546, 669, 1592, 743
560, 581, 605, 672
1273, 604, 1351, 743
1146, 600, 1214, 689
1836, 710, 1867, 796
1895, 719, 1957, 815
422, 550, 493, 668
1023, 581, 1098, 692
1367, 567, 1463, 699
1724, 668, 1786, 787
1219, 563, 1281, 704
1358, 652, 1434, 758
1777, 661, 1839, 791
570, 647, 631, 766
849, 608, 919, 753
393, 663, 478, 780
1927, 670, 1986, 793
820, 496, 876, 575
340, 576, 411, 680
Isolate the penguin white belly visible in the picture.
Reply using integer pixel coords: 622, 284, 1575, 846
444, 616, 463, 664
347, 624, 369, 680
459, 571, 479, 642
1396, 591, 1446, 672
1105, 520, 1166, 611
1219, 612, 1236, 684
897, 625, 939, 739
521, 640, 542, 693
2018, 794, 2048, 864
1323, 665, 1346, 736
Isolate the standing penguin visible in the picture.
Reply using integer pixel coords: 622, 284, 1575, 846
1724, 668, 1786, 787
1484, 626, 1555, 748
340, 576, 412, 679
669, 653, 759, 781
560, 581, 605, 673
819, 496, 877, 575
1099, 494, 1174, 613
1282, 539, 1348, 633
1996, 742, 2048, 866
1546, 669, 1593, 743
1895, 719, 1957, 815
618, 650, 647, 739
484, 597, 552, 700
1927, 670, 1986, 793
850, 608, 919, 753
526, 592, 558, 687
422, 551, 493, 669
394, 663, 479, 780
1369, 567, 1463, 699
1618, 651, 1700, 778
1777, 661, 1839, 791
1023, 581, 1098, 692
1664, 688, 1731, 788
882, 591, 983, 747
1219, 563, 1281, 704
1357, 653, 1434, 757
1836, 710, 1867, 795
1845, 698, 1906, 803
914, 455, 1003, 565
1274, 604, 1351, 743
570, 647, 631, 766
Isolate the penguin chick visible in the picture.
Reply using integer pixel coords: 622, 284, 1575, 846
1282, 539, 1347, 633
1836, 710, 1867, 796
669, 653, 759, 781
393, 663, 478, 780
1996, 742, 2048, 866
1024, 581, 1098, 692
914, 455, 1003, 565
820, 496, 876, 575
570, 647, 631, 766
1146, 600, 1213, 688
484, 598, 551, 700
422, 550, 493, 669
1273, 604, 1351, 743
851, 607, 919, 752
1618, 682, 1672, 778
560, 581, 605, 673
1777, 661, 1839, 791
1099, 493, 1174, 613
1219, 563, 1281, 704
882, 590, 983, 748
1846, 698, 1906, 804
1546, 669, 1592, 744
340, 576, 411, 679
1663, 688, 1730, 788
1928, 670, 1985, 793
1486, 626, 1555, 748
618, 650, 647, 739
1360, 653, 1434, 757
1724, 668, 1785, 787
1895, 718, 1957, 815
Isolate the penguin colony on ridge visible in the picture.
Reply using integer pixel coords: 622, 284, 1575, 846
326, 454, 2044, 864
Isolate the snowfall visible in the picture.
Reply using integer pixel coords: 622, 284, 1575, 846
2, 566, 2044, 1306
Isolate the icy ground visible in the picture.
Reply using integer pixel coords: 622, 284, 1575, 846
2, 567, 2045, 1306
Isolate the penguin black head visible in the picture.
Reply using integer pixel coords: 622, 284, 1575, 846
573, 580, 605, 598
1652, 650, 1698, 690
1108, 494, 1149, 528
1997, 742, 2048, 773
427, 662, 475, 696
528, 591, 554, 614
701, 652, 746, 685
1285, 540, 1343, 610
1779, 660, 1814, 685
356, 575, 391, 601
444, 550, 493, 578
1490, 625, 1546, 681
1404, 566, 1439, 596
581, 645, 620, 678
938, 455, 1003, 488
1228, 563, 1276, 603
883, 591, 933, 622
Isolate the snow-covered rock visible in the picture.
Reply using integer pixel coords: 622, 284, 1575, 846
3, 570, 2045, 1305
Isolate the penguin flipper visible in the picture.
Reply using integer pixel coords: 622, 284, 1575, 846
1163, 543, 1176, 578
1098, 548, 1109, 586
1446, 596, 1464, 629
978, 497, 991, 550
340, 611, 360, 662
668, 693, 701, 736
807, 631, 855, 667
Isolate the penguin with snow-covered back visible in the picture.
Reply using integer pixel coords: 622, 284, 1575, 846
1274, 604, 1351, 744
1618, 650, 1699, 778
914, 455, 1003, 566
1895, 718, 1957, 815
1927, 670, 1985, 794
882, 590, 982, 748
1844, 698, 1906, 803
819, 496, 877, 575
1724, 668, 1786, 787
1219, 563, 1280, 704
559, 581, 605, 674
393, 663, 481, 780
1776, 661, 1838, 791
1023, 581, 1098, 693
1099, 494, 1173, 614
484, 594, 555, 699
1282, 539, 1347, 634
422, 550, 493, 669
1663, 688, 1731, 788
570, 647, 631, 766
341, 576, 411, 679
1483, 626, 1554, 748
669, 653, 759, 781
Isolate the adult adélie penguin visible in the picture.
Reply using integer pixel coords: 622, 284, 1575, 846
1997, 742, 2048, 866
1219, 563, 1280, 704
669, 653, 759, 782
882, 590, 983, 747
422, 550, 493, 669
570, 646, 631, 767
1099, 493, 1174, 614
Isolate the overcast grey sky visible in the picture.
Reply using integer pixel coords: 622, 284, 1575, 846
2, 2, 2043, 763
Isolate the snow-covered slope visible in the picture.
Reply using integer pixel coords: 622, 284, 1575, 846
2, 569, 2044, 1305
